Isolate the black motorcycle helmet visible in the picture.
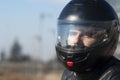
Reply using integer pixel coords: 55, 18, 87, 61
56, 0, 119, 73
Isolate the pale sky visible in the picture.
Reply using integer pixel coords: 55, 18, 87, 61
0, 0, 69, 61
0, 0, 120, 61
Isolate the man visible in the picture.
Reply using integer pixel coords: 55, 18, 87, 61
55, 0, 120, 80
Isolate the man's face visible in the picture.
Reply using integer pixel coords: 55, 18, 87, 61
67, 29, 97, 47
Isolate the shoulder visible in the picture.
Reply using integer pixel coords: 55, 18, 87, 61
100, 57, 120, 80
110, 58, 120, 80
61, 69, 75, 80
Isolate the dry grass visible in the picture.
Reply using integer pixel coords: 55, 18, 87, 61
0, 71, 62, 80
0, 62, 63, 80
34, 71, 62, 80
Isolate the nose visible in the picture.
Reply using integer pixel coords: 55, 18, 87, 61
68, 34, 82, 46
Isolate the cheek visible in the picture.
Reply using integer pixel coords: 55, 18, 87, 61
82, 38, 96, 47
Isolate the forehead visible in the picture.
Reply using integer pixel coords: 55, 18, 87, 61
69, 29, 82, 35
69, 29, 81, 33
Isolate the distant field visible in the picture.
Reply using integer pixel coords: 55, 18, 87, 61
0, 70, 62, 80
0, 62, 63, 80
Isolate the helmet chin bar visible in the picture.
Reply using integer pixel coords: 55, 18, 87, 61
66, 53, 90, 67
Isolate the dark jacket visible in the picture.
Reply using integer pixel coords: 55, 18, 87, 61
61, 57, 120, 80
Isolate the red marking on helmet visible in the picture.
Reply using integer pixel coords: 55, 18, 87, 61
67, 61, 74, 67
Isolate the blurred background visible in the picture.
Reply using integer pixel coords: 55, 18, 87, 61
0, 0, 120, 80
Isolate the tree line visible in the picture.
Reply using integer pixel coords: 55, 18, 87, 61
0, 39, 31, 62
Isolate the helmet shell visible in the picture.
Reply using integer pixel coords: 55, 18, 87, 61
59, 0, 118, 21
